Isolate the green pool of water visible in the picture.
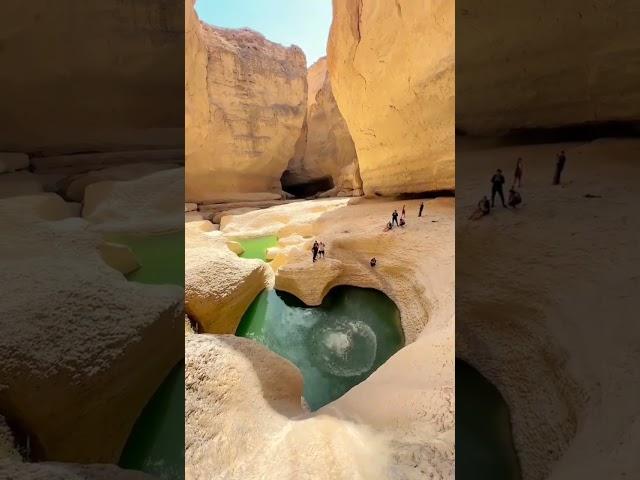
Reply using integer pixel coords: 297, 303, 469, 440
236, 286, 404, 410
237, 235, 278, 261
456, 359, 521, 480
110, 232, 184, 480
108, 231, 185, 286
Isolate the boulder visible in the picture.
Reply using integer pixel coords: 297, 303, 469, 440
83, 168, 184, 233
185, 229, 269, 333
328, 0, 454, 196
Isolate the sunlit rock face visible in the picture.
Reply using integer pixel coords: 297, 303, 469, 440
283, 58, 363, 197
456, 0, 640, 135
328, 0, 454, 196
185, 1, 307, 203
0, 0, 183, 154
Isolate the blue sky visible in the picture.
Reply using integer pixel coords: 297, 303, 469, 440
196, 0, 332, 66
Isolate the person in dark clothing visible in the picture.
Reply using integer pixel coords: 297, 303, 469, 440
312, 240, 319, 262
508, 188, 522, 208
370, 257, 377, 267
491, 169, 507, 207
513, 157, 523, 188
401, 205, 406, 219
399, 217, 406, 227
384, 221, 393, 231
469, 196, 491, 220
553, 150, 566, 185
391, 209, 399, 226
418, 201, 424, 217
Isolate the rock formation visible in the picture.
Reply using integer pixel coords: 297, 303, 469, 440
282, 58, 363, 197
0, 0, 183, 154
0, 193, 183, 463
328, 0, 455, 196
185, 1, 307, 203
456, 0, 640, 135
186, 197, 455, 478
185, 226, 271, 334
456, 138, 640, 479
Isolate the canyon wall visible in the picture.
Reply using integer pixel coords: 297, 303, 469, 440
0, 0, 183, 154
185, 1, 307, 203
282, 58, 363, 197
328, 0, 455, 196
456, 0, 640, 135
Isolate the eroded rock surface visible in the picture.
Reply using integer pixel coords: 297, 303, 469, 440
456, 1, 640, 135
186, 1, 307, 203
328, 0, 454, 196
185, 334, 390, 480
185, 226, 270, 334
0, 193, 183, 462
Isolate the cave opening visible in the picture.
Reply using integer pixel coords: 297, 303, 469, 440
280, 171, 335, 198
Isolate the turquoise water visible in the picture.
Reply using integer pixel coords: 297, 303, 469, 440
111, 232, 184, 480
237, 235, 278, 261
236, 286, 404, 410
456, 359, 521, 480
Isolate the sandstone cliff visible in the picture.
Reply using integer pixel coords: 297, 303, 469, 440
0, 0, 183, 154
328, 0, 455, 196
186, 1, 307, 203
456, 0, 640, 135
282, 58, 363, 197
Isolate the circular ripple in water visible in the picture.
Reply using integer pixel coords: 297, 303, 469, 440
309, 319, 378, 377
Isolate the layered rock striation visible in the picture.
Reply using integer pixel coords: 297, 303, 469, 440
328, 0, 455, 196
186, 1, 307, 203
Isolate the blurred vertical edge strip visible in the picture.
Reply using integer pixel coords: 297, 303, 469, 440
0, 1, 185, 479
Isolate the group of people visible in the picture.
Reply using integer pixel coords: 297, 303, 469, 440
471, 150, 567, 220
311, 240, 326, 262
385, 202, 424, 231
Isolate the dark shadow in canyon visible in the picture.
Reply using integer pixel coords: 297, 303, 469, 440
280, 171, 335, 198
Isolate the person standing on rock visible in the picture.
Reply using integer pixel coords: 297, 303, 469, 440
312, 240, 319, 262
553, 150, 566, 185
490, 169, 507, 208
513, 157, 524, 188
418, 201, 424, 217
318, 242, 325, 259
392, 209, 399, 226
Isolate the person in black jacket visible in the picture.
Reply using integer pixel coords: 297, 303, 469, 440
491, 169, 507, 208
553, 150, 566, 185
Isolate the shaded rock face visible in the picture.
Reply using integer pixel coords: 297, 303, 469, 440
0, 0, 183, 154
328, 0, 455, 196
186, 1, 307, 203
282, 58, 363, 197
456, 0, 640, 135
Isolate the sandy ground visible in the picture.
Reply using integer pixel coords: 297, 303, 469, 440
186, 197, 454, 479
456, 137, 640, 479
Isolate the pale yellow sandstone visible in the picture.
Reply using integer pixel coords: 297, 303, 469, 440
328, 0, 454, 195
185, 1, 307, 203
